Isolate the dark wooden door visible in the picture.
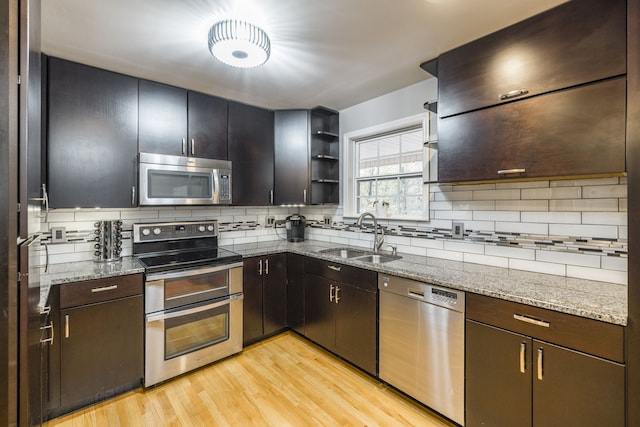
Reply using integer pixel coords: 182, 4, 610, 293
286, 253, 305, 334
138, 80, 187, 156
437, 0, 626, 118
303, 274, 335, 351
334, 284, 377, 375
263, 254, 287, 336
466, 320, 532, 427
437, 77, 626, 183
274, 110, 309, 205
228, 101, 274, 206
47, 57, 138, 208
59, 295, 143, 410
187, 91, 228, 159
532, 340, 625, 427
242, 257, 264, 346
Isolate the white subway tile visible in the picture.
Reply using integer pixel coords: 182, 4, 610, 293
496, 222, 548, 235
434, 191, 474, 201
619, 177, 627, 185
385, 235, 412, 246
535, 250, 601, 268
430, 184, 453, 193
49, 252, 93, 264
427, 248, 463, 262
452, 200, 495, 211
619, 226, 628, 240
329, 236, 350, 245
464, 253, 509, 268
456, 183, 495, 191
496, 181, 549, 189
582, 185, 627, 199
473, 189, 520, 200
444, 241, 484, 254
473, 211, 520, 222
495, 200, 549, 211
46, 212, 76, 223
74, 211, 121, 221
158, 209, 193, 218
602, 256, 627, 272
120, 210, 159, 220
550, 177, 620, 187
485, 245, 535, 260
395, 244, 427, 256
548, 224, 618, 239
427, 219, 453, 229
582, 212, 627, 226
434, 211, 473, 221
550, 199, 619, 212
430, 201, 453, 211
520, 211, 581, 224
257, 235, 279, 243
509, 259, 566, 276
566, 266, 627, 285
410, 238, 444, 250
45, 243, 76, 255
521, 187, 581, 200
464, 221, 496, 232
619, 198, 628, 212
220, 230, 246, 239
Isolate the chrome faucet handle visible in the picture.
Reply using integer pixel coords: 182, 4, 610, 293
384, 244, 397, 256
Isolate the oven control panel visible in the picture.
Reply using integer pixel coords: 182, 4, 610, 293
133, 221, 219, 243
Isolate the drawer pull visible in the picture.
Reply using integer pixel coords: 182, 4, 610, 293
497, 168, 526, 176
65, 314, 70, 338
537, 348, 544, 381
499, 89, 529, 100
329, 284, 335, 302
328, 265, 341, 272
514, 313, 550, 328
91, 284, 118, 293
519, 342, 526, 374
335, 286, 341, 304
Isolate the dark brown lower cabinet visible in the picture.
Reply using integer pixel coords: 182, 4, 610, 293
243, 254, 287, 346
49, 275, 143, 417
304, 258, 377, 375
466, 320, 625, 427
286, 253, 305, 334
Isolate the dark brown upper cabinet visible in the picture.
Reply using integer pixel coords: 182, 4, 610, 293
227, 101, 275, 206
46, 57, 138, 208
437, 0, 626, 119
138, 80, 228, 159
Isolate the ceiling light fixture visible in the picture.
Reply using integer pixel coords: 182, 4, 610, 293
208, 19, 271, 68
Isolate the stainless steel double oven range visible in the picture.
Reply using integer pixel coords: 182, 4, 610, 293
132, 220, 243, 387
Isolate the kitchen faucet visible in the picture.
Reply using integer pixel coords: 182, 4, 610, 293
356, 212, 385, 253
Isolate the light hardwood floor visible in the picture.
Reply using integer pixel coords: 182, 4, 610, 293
46, 332, 456, 426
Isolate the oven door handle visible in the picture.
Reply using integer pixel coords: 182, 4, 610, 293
146, 293, 244, 323
145, 261, 244, 281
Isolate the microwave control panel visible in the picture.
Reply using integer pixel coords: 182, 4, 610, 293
220, 174, 231, 201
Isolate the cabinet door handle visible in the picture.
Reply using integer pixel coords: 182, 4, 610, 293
519, 342, 526, 374
131, 186, 136, 205
335, 286, 341, 304
499, 89, 529, 100
182, 138, 187, 155
513, 313, 550, 328
191, 138, 195, 155
329, 284, 335, 302
269, 190, 274, 205
303, 189, 307, 204
328, 265, 341, 272
265, 259, 269, 275
537, 348, 544, 381
258, 259, 262, 276
91, 284, 118, 293
40, 320, 54, 345
498, 169, 526, 176
65, 314, 70, 338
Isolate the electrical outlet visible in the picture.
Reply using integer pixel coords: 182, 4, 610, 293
265, 215, 275, 227
452, 222, 464, 239
323, 215, 332, 226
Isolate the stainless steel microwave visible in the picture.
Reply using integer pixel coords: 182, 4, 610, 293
139, 153, 232, 206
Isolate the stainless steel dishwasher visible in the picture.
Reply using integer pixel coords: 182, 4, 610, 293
379, 274, 465, 426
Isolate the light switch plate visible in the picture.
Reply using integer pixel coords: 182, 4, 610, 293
452, 222, 464, 239
265, 216, 275, 227
51, 226, 67, 243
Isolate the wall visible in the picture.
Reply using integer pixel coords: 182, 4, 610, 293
42, 77, 627, 287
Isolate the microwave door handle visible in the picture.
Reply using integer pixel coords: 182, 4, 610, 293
213, 170, 220, 203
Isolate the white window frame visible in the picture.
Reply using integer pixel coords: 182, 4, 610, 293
342, 113, 431, 221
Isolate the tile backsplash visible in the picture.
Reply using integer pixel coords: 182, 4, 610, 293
41, 177, 628, 285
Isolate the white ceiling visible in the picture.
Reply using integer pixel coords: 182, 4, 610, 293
41, 0, 567, 111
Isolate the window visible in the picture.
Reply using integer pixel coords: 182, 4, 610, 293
343, 114, 430, 220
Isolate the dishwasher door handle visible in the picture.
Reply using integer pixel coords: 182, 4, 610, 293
408, 289, 425, 299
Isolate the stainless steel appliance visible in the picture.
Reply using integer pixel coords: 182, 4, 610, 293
378, 274, 465, 426
285, 214, 305, 242
93, 220, 122, 262
132, 220, 243, 387
138, 152, 232, 206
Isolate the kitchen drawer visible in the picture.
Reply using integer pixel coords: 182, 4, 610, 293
466, 293, 624, 363
59, 274, 143, 308
304, 257, 377, 292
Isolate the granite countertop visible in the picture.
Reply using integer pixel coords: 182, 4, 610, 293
223, 240, 628, 326
38, 240, 627, 326
39, 258, 145, 310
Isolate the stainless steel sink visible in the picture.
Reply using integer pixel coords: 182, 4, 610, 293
354, 254, 402, 264
319, 247, 374, 258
